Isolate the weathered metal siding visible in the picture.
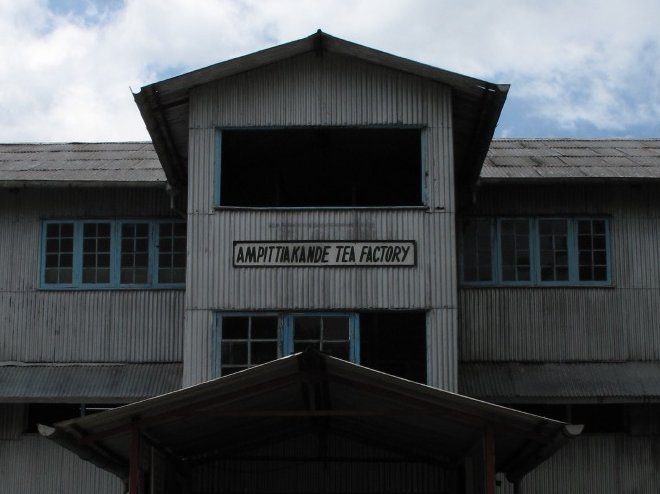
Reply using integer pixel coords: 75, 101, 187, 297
191, 432, 456, 493
0, 435, 123, 493
459, 183, 660, 362
0, 404, 24, 439
497, 435, 660, 494
184, 52, 457, 389
0, 188, 184, 363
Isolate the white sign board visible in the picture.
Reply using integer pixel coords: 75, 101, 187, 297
233, 241, 416, 267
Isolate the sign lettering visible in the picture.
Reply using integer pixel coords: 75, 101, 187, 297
233, 241, 416, 267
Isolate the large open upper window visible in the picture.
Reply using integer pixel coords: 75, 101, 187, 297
216, 128, 423, 207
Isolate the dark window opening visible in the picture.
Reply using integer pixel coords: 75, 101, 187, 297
220, 128, 423, 207
359, 311, 426, 384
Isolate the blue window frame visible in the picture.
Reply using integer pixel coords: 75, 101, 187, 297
459, 217, 611, 286
213, 312, 360, 377
40, 219, 186, 289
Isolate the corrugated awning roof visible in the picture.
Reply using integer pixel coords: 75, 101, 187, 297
0, 142, 165, 187
483, 139, 660, 182
41, 351, 579, 484
0, 363, 181, 402
459, 362, 660, 403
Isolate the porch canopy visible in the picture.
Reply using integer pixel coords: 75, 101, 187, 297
40, 351, 580, 491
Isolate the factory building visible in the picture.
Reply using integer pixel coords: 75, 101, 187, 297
1, 31, 659, 493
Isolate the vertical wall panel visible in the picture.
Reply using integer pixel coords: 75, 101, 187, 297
0, 435, 123, 493
185, 52, 457, 389
498, 435, 660, 494
459, 183, 660, 362
0, 404, 24, 440
0, 188, 184, 363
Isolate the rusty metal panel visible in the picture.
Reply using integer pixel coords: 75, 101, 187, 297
498, 435, 660, 494
0, 435, 122, 493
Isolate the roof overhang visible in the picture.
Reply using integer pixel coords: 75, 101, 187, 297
41, 351, 579, 485
0, 363, 181, 403
460, 361, 660, 403
134, 30, 508, 190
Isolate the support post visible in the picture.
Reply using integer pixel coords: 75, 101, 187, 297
485, 426, 496, 494
129, 420, 141, 494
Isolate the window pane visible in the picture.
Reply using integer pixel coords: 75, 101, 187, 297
293, 316, 351, 362
252, 341, 278, 364
120, 223, 150, 284
82, 223, 111, 284
461, 219, 493, 282
500, 219, 531, 282
157, 222, 186, 284
44, 223, 74, 284
223, 317, 249, 339
294, 317, 321, 341
220, 315, 279, 375
539, 219, 569, 282
577, 219, 608, 282
252, 317, 278, 339
324, 317, 349, 340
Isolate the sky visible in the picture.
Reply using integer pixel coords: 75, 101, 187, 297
1, 0, 659, 142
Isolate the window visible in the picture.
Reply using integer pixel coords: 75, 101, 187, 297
460, 217, 611, 286
214, 311, 427, 383
215, 128, 424, 207
41, 220, 185, 288
214, 313, 359, 377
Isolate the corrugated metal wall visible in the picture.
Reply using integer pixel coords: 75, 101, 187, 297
0, 404, 24, 439
184, 52, 457, 389
191, 432, 456, 494
0, 188, 184, 363
0, 434, 123, 493
497, 435, 660, 494
459, 183, 660, 362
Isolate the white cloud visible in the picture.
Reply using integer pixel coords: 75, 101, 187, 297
1, 0, 659, 141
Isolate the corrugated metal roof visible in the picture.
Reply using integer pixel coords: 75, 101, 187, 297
459, 362, 660, 403
0, 142, 165, 186
41, 351, 579, 484
0, 363, 182, 402
482, 139, 660, 181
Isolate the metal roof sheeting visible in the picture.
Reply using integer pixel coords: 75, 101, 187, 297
0, 363, 182, 402
0, 142, 165, 186
483, 139, 660, 181
459, 362, 660, 403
